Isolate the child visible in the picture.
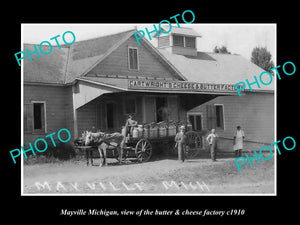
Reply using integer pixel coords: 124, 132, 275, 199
175, 125, 187, 162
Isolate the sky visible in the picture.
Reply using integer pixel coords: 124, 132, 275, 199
22, 24, 276, 61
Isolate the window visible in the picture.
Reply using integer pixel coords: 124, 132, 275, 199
128, 47, 139, 70
173, 35, 184, 47
24, 102, 46, 133
124, 98, 136, 114
215, 105, 224, 129
185, 37, 196, 48
188, 113, 202, 131
173, 35, 196, 48
34, 103, 43, 129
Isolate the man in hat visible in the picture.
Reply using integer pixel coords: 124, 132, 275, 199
175, 125, 187, 162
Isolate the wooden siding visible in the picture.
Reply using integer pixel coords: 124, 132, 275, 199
64, 86, 75, 135
77, 99, 97, 135
158, 36, 170, 48
189, 92, 275, 152
23, 85, 74, 145
88, 36, 178, 79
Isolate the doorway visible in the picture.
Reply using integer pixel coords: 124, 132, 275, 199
106, 102, 115, 130
156, 97, 168, 122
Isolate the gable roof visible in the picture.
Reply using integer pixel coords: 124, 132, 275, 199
23, 28, 274, 92
23, 44, 69, 84
65, 29, 136, 83
157, 50, 274, 91
23, 29, 185, 85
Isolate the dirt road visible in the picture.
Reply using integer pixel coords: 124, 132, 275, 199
23, 155, 275, 195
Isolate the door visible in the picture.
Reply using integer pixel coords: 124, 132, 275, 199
155, 97, 168, 122
144, 97, 155, 123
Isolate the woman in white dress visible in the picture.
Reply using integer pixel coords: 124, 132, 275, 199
233, 126, 245, 157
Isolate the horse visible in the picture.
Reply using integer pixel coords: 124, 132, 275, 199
84, 131, 125, 167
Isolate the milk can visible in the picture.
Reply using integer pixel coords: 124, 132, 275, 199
143, 126, 149, 138
149, 126, 158, 139
158, 125, 167, 137
132, 127, 139, 138
137, 125, 143, 138
168, 124, 176, 136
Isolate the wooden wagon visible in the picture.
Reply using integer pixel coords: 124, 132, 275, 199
75, 122, 205, 166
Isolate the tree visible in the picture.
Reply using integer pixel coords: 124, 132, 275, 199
251, 47, 274, 72
213, 45, 231, 54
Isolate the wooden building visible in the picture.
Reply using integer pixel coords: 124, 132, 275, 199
23, 27, 274, 153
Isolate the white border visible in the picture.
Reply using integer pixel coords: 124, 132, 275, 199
21, 23, 277, 196
21, 24, 24, 195
274, 24, 277, 196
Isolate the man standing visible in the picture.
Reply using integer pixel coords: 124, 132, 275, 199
206, 129, 218, 162
175, 126, 187, 162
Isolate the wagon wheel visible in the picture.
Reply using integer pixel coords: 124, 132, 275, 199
185, 131, 202, 158
135, 138, 152, 162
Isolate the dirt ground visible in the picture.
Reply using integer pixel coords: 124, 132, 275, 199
23, 152, 275, 195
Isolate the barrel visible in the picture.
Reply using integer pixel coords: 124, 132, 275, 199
132, 128, 139, 138
143, 127, 149, 138
158, 126, 167, 137
149, 127, 158, 139
168, 125, 176, 136
137, 125, 143, 138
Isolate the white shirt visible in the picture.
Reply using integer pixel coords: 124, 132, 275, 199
206, 133, 217, 145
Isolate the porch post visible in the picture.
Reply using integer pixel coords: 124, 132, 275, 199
72, 85, 78, 138
142, 95, 146, 123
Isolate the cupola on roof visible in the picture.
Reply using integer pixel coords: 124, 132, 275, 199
159, 26, 202, 37
155, 27, 201, 56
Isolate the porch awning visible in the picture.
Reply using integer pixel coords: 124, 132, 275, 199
73, 79, 125, 109
76, 76, 243, 98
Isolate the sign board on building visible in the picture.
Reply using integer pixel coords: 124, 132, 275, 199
128, 79, 241, 93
